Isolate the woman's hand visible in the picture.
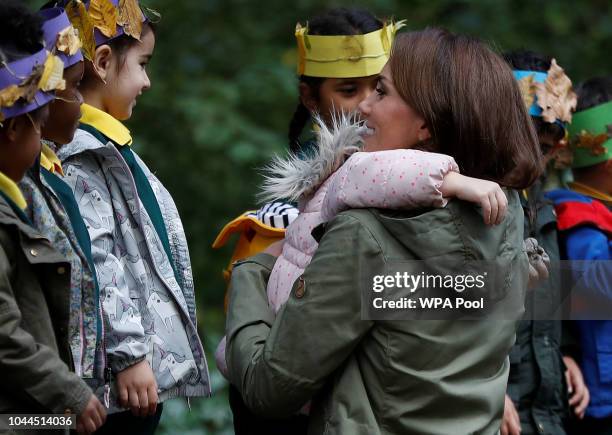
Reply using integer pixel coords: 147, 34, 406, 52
440, 172, 508, 226
501, 394, 521, 435
116, 359, 158, 417
564, 355, 590, 419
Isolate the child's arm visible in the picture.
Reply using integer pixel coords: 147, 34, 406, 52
322, 149, 506, 225
322, 150, 458, 222
440, 172, 508, 226
63, 155, 157, 416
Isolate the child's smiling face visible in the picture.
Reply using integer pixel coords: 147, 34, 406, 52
104, 27, 155, 121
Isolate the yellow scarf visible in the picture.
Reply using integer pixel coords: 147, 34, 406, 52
0, 171, 26, 210
39, 143, 64, 176
80, 103, 132, 146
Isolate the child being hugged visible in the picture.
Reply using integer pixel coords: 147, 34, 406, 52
216, 12, 510, 379
0, 1, 105, 432
59, 0, 210, 431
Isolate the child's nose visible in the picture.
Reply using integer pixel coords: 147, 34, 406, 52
143, 72, 151, 91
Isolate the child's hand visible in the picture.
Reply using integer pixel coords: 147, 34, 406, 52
116, 360, 158, 417
76, 394, 107, 434
440, 172, 508, 225
564, 355, 590, 419
501, 394, 521, 435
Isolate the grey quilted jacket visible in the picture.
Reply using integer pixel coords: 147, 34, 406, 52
59, 128, 210, 411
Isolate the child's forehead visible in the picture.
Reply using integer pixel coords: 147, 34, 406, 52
129, 31, 156, 56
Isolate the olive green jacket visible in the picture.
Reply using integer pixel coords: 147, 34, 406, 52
0, 195, 92, 416
227, 192, 528, 435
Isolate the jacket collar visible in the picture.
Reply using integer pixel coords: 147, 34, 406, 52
39, 143, 64, 176
0, 193, 38, 235
0, 171, 26, 210
80, 103, 132, 147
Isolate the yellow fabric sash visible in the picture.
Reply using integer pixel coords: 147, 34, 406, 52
39, 143, 64, 176
0, 171, 26, 210
569, 181, 612, 204
80, 103, 132, 146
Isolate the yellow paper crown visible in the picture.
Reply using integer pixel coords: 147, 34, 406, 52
295, 20, 406, 78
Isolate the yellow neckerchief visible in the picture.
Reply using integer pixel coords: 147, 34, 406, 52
0, 171, 26, 210
39, 143, 64, 176
569, 181, 612, 205
80, 103, 132, 146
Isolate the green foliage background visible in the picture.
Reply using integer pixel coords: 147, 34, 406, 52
25, 0, 612, 432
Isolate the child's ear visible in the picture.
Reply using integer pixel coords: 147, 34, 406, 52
299, 82, 318, 114
92, 45, 113, 82
3, 117, 21, 143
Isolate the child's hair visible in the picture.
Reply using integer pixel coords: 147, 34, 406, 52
503, 50, 566, 144
81, 21, 155, 87
107, 21, 156, 71
390, 28, 542, 189
288, 8, 383, 152
0, 0, 47, 129
0, 0, 44, 63
575, 76, 612, 111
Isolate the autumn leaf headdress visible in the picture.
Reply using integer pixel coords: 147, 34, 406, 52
0, 48, 66, 125
513, 59, 577, 169
514, 59, 577, 126
295, 19, 406, 78
40, 7, 84, 69
61, 0, 158, 61
566, 101, 612, 168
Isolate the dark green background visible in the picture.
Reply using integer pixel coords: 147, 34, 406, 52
24, 0, 612, 432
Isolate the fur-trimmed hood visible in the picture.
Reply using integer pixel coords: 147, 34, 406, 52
259, 114, 365, 203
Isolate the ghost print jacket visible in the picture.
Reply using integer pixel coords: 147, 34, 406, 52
59, 126, 210, 411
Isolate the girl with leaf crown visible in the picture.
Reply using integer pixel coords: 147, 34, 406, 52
56, 0, 210, 432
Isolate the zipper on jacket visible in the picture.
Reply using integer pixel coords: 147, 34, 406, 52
104, 366, 112, 408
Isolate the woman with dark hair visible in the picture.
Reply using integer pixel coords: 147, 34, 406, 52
226, 28, 541, 434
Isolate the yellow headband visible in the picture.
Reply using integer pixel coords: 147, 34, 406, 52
295, 20, 406, 78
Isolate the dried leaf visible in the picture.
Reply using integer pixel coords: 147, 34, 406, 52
534, 59, 577, 123
517, 74, 536, 110
66, 0, 96, 60
19, 64, 44, 102
141, 6, 161, 24
57, 26, 82, 56
0, 85, 25, 108
39, 54, 66, 92
572, 130, 609, 156
89, 0, 118, 38
118, 0, 143, 40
